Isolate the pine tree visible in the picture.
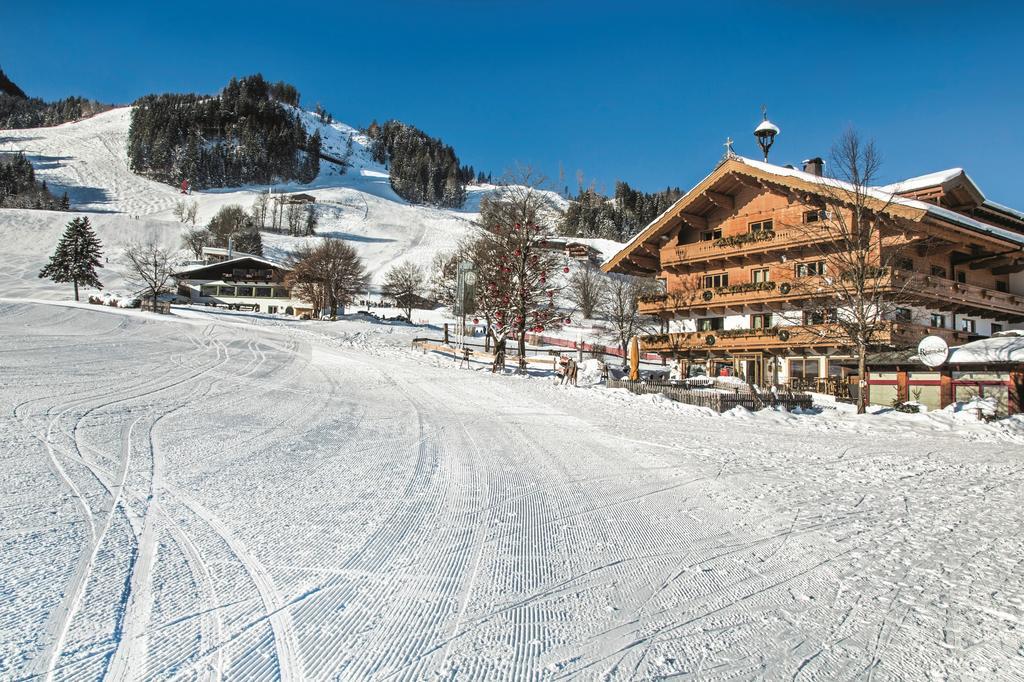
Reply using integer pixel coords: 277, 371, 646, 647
38, 216, 104, 300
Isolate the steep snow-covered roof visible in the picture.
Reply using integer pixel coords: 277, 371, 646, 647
735, 157, 1024, 246
175, 255, 289, 276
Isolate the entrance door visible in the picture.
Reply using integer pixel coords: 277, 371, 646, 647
733, 353, 764, 386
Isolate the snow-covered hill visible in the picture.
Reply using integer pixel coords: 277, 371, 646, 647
0, 106, 604, 299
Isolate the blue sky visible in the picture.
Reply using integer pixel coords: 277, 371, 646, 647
3, 1, 1022, 205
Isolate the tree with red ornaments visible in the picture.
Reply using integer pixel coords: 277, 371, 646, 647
475, 177, 570, 370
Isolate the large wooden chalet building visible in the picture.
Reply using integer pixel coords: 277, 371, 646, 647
604, 145, 1024, 396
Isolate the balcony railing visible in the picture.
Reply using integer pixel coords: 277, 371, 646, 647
639, 269, 1024, 322
663, 226, 836, 269
640, 322, 968, 354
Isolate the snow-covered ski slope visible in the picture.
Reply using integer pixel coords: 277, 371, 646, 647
2, 300, 1023, 680
0, 106, 584, 290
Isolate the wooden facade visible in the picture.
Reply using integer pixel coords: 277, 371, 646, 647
604, 156, 1024, 389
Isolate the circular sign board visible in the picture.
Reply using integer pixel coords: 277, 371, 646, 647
917, 335, 949, 368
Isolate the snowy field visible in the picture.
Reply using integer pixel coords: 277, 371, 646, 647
2, 300, 1023, 680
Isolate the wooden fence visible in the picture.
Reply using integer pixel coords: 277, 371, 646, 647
606, 379, 813, 413
412, 339, 560, 369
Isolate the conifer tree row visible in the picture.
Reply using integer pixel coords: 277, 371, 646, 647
0, 66, 112, 128
366, 120, 474, 208
127, 74, 319, 190
0, 152, 67, 209
560, 181, 683, 241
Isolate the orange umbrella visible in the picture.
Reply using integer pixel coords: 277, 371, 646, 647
629, 336, 640, 381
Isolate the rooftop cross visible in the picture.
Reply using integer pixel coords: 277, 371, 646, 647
723, 136, 736, 159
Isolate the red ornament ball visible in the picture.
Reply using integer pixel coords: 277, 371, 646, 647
563, 266, 570, 273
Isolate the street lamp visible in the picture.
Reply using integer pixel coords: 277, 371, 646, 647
754, 105, 780, 162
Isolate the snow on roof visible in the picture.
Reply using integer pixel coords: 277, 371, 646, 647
201, 246, 260, 259
175, 255, 289, 276
735, 156, 1024, 247
875, 168, 966, 194
983, 200, 1024, 222
947, 331, 1024, 365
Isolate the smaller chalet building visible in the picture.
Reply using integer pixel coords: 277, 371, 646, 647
174, 256, 313, 316
866, 331, 1024, 415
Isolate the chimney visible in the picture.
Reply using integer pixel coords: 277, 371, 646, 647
803, 157, 824, 176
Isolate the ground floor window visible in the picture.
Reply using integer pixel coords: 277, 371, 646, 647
788, 358, 820, 380
237, 286, 254, 297
930, 313, 946, 328
255, 286, 273, 297
201, 285, 218, 297
268, 306, 278, 314
828, 358, 852, 378
961, 318, 976, 333
217, 285, 236, 296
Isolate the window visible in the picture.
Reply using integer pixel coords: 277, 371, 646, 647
893, 307, 913, 323
700, 228, 722, 241
750, 313, 773, 329
996, 280, 1008, 293
698, 317, 724, 331
788, 358, 820, 380
991, 323, 1003, 335
201, 285, 218, 297
956, 271, 966, 284
703, 273, 729, 288
804, 209, 827, 223
749, 219, 774, 235
268, 306, 278, 314
930, 313, 946, 328
895, 257, 914, 271
274, 288, 290, 298
828, 359, 849, 378
236, 286, 254, 297
961, 318, 976, 333
255, 287, 273, 298
930, 265, 947, 278
796, 261, 827, 277
751, 268, 770, 283
217, 285, 236, 296
803, 308, 837, 325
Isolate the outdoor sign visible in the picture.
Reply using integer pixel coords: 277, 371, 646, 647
917, 335, 949, 368
454, 260, 476, 317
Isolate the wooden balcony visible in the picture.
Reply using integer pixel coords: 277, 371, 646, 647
640, 322, 968, 356
662, 226, 837, 271
639, 270, 1024, 322
895, 271, 1024, 322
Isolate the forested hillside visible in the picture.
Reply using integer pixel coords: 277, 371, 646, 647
127, 74, 319, 190
0, 152, 66, 209
367, 119, 474, 208
560, 181, 682, 240
0, 66, 112, 129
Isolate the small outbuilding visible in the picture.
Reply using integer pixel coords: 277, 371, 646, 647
865, 331, 1024, 415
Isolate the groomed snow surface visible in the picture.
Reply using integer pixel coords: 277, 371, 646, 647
2, 301, 1023, 681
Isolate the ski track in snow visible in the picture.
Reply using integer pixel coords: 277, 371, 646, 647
1, 301, 1023, 681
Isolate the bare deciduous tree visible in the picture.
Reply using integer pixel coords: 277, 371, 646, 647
181, 227, 211, 260
285, 240, 369, 319
566, 264, 604, 319
172, 199, 198, 226
250, 193, 270, 229
124, 243, 175, 302
600, 274, 660, 368
781, 128, 920, 413
381, 261, 426, 319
